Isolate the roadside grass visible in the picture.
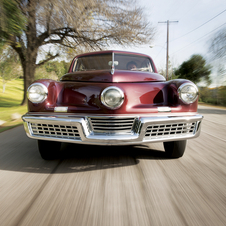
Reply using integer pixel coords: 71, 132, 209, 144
0, 79, 27, 133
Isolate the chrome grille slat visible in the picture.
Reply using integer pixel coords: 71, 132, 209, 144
30, 123, 80, 140
145, 122, 196, 139
88, 117, 136, 133
93, 126, 132, 129
91, 119, 134, 123
92, 122, 133, 125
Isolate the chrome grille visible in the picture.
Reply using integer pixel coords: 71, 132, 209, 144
145, 122, 196, 139
88, 117, 136, 133
30, 123, 80, 140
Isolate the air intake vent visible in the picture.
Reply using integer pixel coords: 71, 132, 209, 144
145, 122, 196, 139
88, 117, 136, 133
30, 123, 80, 140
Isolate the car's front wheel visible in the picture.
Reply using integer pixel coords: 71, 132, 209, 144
38, 140, 61, 160
163, 140, 187, 158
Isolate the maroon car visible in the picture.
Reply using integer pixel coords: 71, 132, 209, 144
22, 50, 203, 159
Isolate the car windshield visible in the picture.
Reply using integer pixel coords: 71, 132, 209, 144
73, 53, 154, 72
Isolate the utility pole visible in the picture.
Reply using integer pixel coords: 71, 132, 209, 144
158, 20, 178, 81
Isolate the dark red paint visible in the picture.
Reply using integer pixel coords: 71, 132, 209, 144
28, 51, 198, 115
28, 79, 198, 114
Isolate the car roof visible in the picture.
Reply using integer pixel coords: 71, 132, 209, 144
75, 50, 151, 58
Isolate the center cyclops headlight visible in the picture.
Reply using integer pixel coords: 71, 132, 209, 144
27, 83, 48, 103
101, 86, 124, 109
178, 83, 199, 104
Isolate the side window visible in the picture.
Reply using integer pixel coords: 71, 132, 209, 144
71, 59, 77, 72
77, 63, 85, 71
141, 59, 153, 72
74, 59, 86, 71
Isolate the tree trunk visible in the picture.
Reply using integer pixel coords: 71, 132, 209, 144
20, 0, 38, 106
20, 58, 36, 105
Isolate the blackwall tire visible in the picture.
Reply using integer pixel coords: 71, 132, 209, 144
163, 140, 187, 158
38, 140, 61, 160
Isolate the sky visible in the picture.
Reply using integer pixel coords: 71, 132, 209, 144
113, 0, 226, 86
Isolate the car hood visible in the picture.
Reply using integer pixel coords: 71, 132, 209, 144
60, 70, 165, 83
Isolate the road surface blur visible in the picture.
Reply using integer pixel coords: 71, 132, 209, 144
0, 105, 225, 226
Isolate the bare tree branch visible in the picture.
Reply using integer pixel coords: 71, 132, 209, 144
36, 53, 60, 67
1, 0, 156, 105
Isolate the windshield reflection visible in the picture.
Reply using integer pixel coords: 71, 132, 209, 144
73, 53, 154, 72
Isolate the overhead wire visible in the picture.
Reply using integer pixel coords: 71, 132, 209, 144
151, 6, 226, 64
170, 9, 226, 42
171, 23, 226, 56
152, 44, 166, 60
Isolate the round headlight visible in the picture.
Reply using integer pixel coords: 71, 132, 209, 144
27, 83, 48, 103
178, 83, 199, 104
101, 86, 124, 109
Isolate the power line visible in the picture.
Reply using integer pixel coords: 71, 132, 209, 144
171, 23, 226, 55
153, 45, 167, 60
177, 1, 200, 21
170, 9, 226, 42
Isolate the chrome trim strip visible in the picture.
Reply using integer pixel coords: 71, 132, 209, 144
22, 114, 203, 146
158, 107, 171, 112
54, 107, 68, 112
111, 52, 115, 75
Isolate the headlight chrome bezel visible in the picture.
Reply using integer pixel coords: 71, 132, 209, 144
101, 86, 124, 109
27, 83, 48, 104
178, 83, 199, 104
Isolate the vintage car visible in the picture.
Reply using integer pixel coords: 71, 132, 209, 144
22, 50, 203, 160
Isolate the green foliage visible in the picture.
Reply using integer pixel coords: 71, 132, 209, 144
199, 86, 226, 106
45, 61, 69, 77
0, 46, 22, 92
0, 0, 26, 43
35, 61, 70, 80
175, 54, 212, 85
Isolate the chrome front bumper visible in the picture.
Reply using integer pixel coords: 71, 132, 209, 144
22, 114, 203, 145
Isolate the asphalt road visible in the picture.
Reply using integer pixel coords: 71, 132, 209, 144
0, 105, 226, 226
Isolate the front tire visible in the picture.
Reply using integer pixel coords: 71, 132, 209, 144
163, 140, 187, 158
38, 140, 61, 160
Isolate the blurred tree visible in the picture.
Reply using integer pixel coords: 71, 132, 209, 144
209, 27, 226, 62
175, 54, 212, 85
158, 58, 179, 80
45, 61, 69, 78
0, 46, 22, 93
0, 0, 155, 105
209, 27, 226, 86
35, 61, 70, 80
0, 0, 26, 44
199, 86, 226, 106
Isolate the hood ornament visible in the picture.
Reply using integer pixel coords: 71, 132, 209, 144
111, 52, 115, 75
